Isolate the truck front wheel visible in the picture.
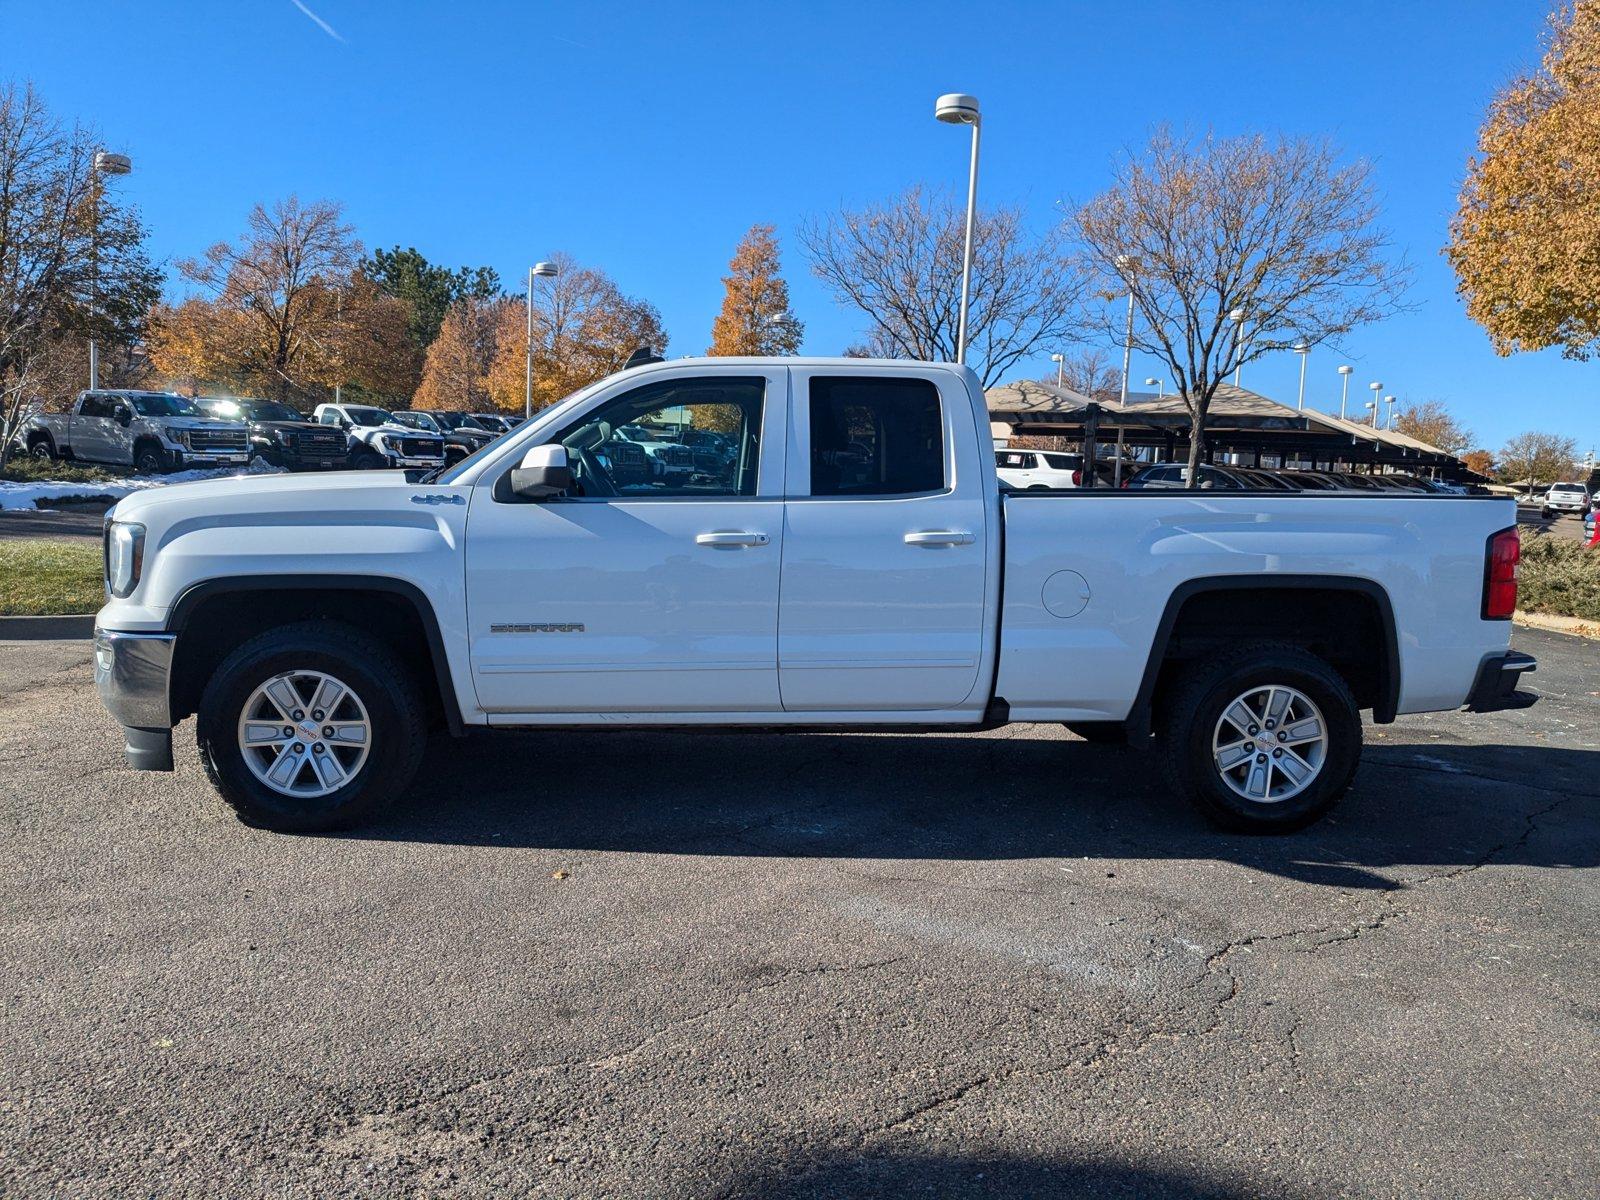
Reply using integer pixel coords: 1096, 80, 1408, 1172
133, 442, 169, 475
1157, 642, 1360, 833
196, 621, 427, 832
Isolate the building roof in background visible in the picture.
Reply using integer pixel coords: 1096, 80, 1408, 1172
986, 378, 1462, 463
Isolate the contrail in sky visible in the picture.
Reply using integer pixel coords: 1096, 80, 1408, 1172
289, 0, 345, 42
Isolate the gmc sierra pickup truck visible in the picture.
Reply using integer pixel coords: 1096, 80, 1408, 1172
92, 357, 1536, 834
23, 389, 250, 473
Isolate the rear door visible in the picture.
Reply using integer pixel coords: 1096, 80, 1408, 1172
778, 368, 991, 712
70, 394, 114, 462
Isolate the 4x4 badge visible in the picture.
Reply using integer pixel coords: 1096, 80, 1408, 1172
410, 494, 465, 506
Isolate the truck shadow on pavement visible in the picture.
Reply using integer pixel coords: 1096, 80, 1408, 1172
357, 724, 1600, 887
720, 1148, 1294, 1199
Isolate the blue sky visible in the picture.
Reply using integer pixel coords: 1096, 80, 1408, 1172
7, 0, 1590, 451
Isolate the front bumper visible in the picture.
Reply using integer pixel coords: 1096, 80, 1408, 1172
175, 451, 250, 468
1464, 650, 1538, 713
93, 628, 177, 770
390, 455, 446, 469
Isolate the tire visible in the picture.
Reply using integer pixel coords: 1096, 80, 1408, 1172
1540, 509, 1552, 520
1064, 721, 1128, 745
353, 449, 386, 470
1157, 641, 1360, 834
28, 436, 56, 462
133, 443, 169, 475
196, 620, 427, 832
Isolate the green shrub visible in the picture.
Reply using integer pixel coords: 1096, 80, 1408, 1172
1517, 531, 1600, 620
0, 456, 126, 484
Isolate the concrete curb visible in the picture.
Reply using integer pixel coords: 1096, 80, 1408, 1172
1514, 609, 1600, 640
0, 614, 95, 641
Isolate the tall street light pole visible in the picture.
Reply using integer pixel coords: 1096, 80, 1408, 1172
525, 262, 558, 420
1293, 341, 1309, 410
1050, 352, 1064, 388
1112, 254, 1139, 488
935, 94, 981, 366
88, 150, 132, 390
1228, 307, 1246, 387
1368, 381, 1382, 428
1384, 395, 1397, 430
1337, 365, 1354, 418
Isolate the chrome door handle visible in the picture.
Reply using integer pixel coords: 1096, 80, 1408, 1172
904, 530, 975, 547
695, 531, 770, 547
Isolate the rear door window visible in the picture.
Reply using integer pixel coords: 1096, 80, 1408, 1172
808, 377, 944, 497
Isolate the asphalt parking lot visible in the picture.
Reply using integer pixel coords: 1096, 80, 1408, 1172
1, 627, 1596, 1198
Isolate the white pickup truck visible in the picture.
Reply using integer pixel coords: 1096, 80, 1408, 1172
92, 357, 1536, 835
22, 389, 250, 474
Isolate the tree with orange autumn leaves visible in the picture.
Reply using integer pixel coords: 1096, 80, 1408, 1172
707, 224, 803, 356
414, 254, 668, 414
148, 196, 415, 403
1449, 2, 1600, 358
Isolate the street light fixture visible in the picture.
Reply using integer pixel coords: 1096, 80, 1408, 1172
1228, 306, 1246, 387
1383, 394, 1397, 430
525, 262, 558, 420
935, 93, 981, 366
1368, 380, 1382, 428
1337, 365, 1354, 418
88, 151, 133, 390
1145, 376, 1164, 399
1049, 351, 1064, 389
1292, 341, 1310, 411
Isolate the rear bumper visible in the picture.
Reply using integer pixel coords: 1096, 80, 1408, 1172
93, 628, 176, 770
1464, 650, 1538, 712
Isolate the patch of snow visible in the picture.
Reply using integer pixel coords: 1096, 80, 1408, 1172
0, 458, 284, 512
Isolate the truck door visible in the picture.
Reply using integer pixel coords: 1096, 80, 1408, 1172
465, 368, 788, 716
71, 394, 115, 463
778, 369, 990, 712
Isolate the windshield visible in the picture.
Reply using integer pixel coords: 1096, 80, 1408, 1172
463, 415, 500, 431
346, 406, 394, 426
433, 372, 620, 485
394, 412, 439, 432
130, 394, 197, 417
244, 401, 304, 422
431, 412, 472, 429
1551, 484, 1585, 494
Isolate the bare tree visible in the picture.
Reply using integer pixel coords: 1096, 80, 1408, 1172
1071, 128, 1409, 482
0, 81, 160, 466
1038, 346, 1119, 400
800, 186, 1087, 388
173, 196, 358, 403
1499, 430, 1578, 493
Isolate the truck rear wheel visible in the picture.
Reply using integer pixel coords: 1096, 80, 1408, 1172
196, 621, 426, 832
1157, 641, 1360, 833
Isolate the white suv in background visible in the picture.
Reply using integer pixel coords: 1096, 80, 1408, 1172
1540, 482, 1591, 519
995, 448, 1083, 489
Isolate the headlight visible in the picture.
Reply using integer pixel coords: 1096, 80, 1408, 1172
176, 430, 193, 449
273, 428, 289, 442
104, 521, 146, 598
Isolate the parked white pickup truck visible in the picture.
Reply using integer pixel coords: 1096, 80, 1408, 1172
23, 389, 249, 474
93, 357, 1536, 834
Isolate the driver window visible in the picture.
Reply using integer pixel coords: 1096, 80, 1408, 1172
554, 377, 764, 499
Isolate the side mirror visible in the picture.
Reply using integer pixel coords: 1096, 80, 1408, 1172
510, 444, 572, 500
115, 407, 132, 427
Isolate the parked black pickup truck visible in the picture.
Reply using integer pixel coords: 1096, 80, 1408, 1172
195, 398, 351, 471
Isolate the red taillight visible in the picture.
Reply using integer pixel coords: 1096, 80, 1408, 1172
1071, 469, 1081, 486
1483, 527, 1520, 620
1120, 477, 1131, 489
